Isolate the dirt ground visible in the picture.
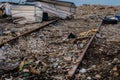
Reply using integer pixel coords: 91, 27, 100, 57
74, 5, 120, 80
75, 23, 120, 80
0, 5, 120, 80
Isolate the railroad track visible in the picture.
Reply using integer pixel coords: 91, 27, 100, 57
68, 21, 104, 78
0, 18, 104, 80
0, 19, 58, 47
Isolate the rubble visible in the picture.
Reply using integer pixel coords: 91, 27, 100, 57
0, 4, 120, 80
0, 0, 76, 24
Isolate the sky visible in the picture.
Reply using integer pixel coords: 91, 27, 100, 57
0, 0, 120, 6
61, 0, 120, 6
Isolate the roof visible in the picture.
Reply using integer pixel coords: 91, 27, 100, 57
36, 0, 76, 8
0, 0, 76, 8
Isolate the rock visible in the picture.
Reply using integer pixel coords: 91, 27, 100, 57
1, 45, 9, 51
79, 68, 87, 74
91, 65, 96, 69
87, 65, 96, 70
39, 33, 44, 38
4, 76, 13, 80
0, 49, 3, 54
0, 27, 3, 36
79, 43, 84, 48
87, 76, 92, 80
3, 31, 11, 35
0, 62, 19, 71
23, 69, 29, 72
0, 55, 6, 60
113, 72, 119, 77
108, 62, 111, 65
89, 16, 96, 20
112, 58, 120, 63
64, 56, 72, 61
0, 50, 6, 60
95, 74, 101, 79
52, 62, 58, 68
80, 74, 87, 79
96, 33, 102, 38
30, 67, 41, 75
112, 66, 118, 71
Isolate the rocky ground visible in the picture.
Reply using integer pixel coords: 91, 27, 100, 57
75, 23, 120, 80
74, 5, 120, 80
0, 5, 120, 80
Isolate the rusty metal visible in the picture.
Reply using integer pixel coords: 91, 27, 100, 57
0, 19, 58, 47
68, 21, 103, 77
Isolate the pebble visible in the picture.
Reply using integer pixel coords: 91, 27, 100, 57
0, 50, 6, 60
0, 49, 3, 54
0, 55, 6, 60
1, 45, 9, 51
80, 74, 86, 79
108, 62, 111, 65
4, 76, 13, 80
112, 58, 120, 63
39, 33, 44, 38
113, 72, 119, 77
52, 62, 58, 68
79, 68, 87, 74
79, 43, 84, 48
95, 74, 101, 79
89, 16, 95, 20
0, 27, 3, 36
91, 65, 96, 68
64, 56, 72, 61
112, 66, 118, 71
87, 76, 92, 80
87, 65, 96, 70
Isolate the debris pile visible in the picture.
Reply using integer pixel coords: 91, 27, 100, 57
0, 0, 76, 24
0, 4, 120, 79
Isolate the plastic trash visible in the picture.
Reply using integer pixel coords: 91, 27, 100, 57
115, 14, 120, 20
103, 17, 118, 24
68, 33, 76, 39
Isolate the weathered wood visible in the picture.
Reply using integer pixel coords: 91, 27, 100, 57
11, 5, 43, 24
37, 2, 75, 19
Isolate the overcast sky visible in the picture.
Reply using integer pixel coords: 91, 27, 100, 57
0, 0, 120, 6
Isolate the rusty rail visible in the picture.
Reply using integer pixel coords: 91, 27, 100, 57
68, 21, 103, 77
0, 19, 58, 47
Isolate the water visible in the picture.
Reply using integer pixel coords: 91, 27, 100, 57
0, 0, 120, 6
